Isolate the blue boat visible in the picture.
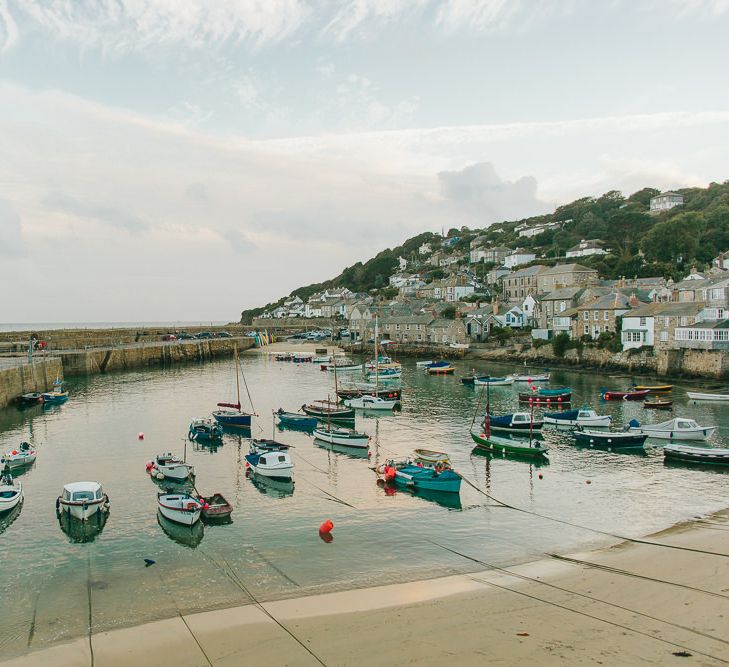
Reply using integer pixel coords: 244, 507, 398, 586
41, 379, 69, 404
378, 459, 462, 494
275, 408, 318, 430
189, 418, 223, 441
487, 412, 543, 434
213, 347, 254, 429
537, 386, 572, 396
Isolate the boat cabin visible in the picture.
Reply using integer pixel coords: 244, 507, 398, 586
62, 482, 103, 503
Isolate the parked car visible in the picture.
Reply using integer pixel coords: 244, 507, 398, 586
161, 334, 176, 341
195, 332, 214, 339
177, 332, 195, 340
216, 331, 233, 338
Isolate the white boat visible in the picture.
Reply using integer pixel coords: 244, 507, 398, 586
158, 492, 202, 526
312, 356, 332, 364
57, 482, 110, 521
313, 426, 370, 448
1, 442, 37, 469
367, 370, 402, 380
474, 376, 515, 386
0, 467, 22, 513
511, 373, 550, 382
628, 417, 716, 441
543, 407, 612, 428
147, 452, 195, 481
416, 360, 434, 368
245, 447, 294, 480
343, 395, 399, 411
687, 391, 729, 402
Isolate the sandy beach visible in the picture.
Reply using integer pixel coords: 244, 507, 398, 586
4, 509, 729, 666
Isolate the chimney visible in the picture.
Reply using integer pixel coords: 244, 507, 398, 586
492, 299, 499, 315
629, 292, 639, 308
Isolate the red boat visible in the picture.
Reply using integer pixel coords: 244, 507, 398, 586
518, 392, 571, 404
601, 389, 650, 401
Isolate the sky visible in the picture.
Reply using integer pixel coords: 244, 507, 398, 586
0, 0, 728, 322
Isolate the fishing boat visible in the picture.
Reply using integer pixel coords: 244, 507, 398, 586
157, 492, 202, 526
322, 359, 362, 372
274, 352, 293, 361
189, 417, 224, 441
628, 417, 716, 441
472, 380, 548, 459
687, 391, 729, 402
312, 355, 332, 364
601, 388, 650, 401
0, 442, 36, 469
41, 379, 68, 404
197, 492, 233, 521
275, 408, 318, 429
474, 376, 515, 386
16, 392, 43, 406
511, 373, 551, 382
313, 425, 370, 448
460, 375, 490, 385
367, 368, 401, 380
573, 428, 648, 450
644, 398, 673, 410
427, 364, 455, 375
365, 355, 398, 369
633, 384, 673, 393
486, 412, 544, 434
292, 353, 313, 363
213, 347, 254, 428
543, 407, 612, 428
146, 452, 195, 481
337, 385, 402, 401
56, 482, 110, 521
245, 442, 294, 481
376, 459, 462, 494
415, 360, 434, 368
422, 360, 449, 371
413, 449, 451, 465
663, 443, 729, 466
343, 395, 398, 410
0, 466, 22, 513
301, 400, 355, 421
518, 387, 572, 404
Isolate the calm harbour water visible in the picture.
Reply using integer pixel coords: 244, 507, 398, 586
1, 353, 728, 656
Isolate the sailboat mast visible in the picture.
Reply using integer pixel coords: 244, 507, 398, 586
234, 346, 241, 410
484, 380, 491, 438
374, 315, 379, 394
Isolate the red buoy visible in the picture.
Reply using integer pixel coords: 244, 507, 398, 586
538, 473, 543, 480
319, 519, 334, 534
138, 432, 144, 440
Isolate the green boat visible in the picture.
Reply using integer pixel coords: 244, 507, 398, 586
470, 430, 549, 459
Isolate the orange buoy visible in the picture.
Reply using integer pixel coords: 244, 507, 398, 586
319, 519, 334, 534
384, 466, 396, 481
138, 432, 144, 440
11, 450, 17, 455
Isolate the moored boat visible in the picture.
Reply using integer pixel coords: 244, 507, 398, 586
337, 385, 402, 401
474, 376, 515, 386
343, 395, 399, 411
427, 364, 455, 375
687, 391, 729, 402
601, 388, 650, 401
486, 412, 543, 434
460, 375, 490, 385
422, 360, 449, 371
16, 392, 43, 406
415, 360, 434, 368
573, 428, 648, 450
189, 417, 224, 441
511, 373, 550, 382
313, 426, 370, 448
275, 408, 318, 429
1, 442, 37, 469
0, 466, 23, 514
543, 407, 611, 428
413, 449, 450, 465
146, 452, 195, 481
213, 347, 254, 428
157, 492, 202, 526
42, 379, 69, 404
245, 444, 294, 481
519, 387, 572, 404
57, 482, 110, 521
301, 400, 355, 421
644, 398, 673, 410
628, 417, 716, 441
376, 459, 462, 494
633, 384, 673, 393
663, 443, 729, 466
470, 430, 549, 459
197, 492, 233, 521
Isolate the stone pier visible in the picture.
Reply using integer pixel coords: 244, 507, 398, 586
0, 357, 63, 408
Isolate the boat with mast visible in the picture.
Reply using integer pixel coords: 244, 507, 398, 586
212, 346, 255, 428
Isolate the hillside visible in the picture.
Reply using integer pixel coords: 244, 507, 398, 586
240, 180, 729, 323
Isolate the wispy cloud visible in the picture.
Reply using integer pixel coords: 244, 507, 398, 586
43, 191, 149, 233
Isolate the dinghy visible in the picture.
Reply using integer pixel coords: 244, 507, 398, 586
543, 407, 612, 428
511, 373, 550, 382
413, 449, 451, 465
146, 452, 195, 481
687, 391, 729, 402
427, 364, 455, 375
633, 384, 673, 393
313, 426, 370, 448
601, 388, 650, 401
197, 492, 233, 521
57, 482, 110, 521
415, 360, 434, 368
519, 388, 571, 404
16, 392, 43, 406
1, 442, 36, 469
460, 375, 490, 385
0, 466, 23, 513
663, 443, 729, 466
157, 492, 202, 526
643, 398, 673, 410
376, 459, 462, 494
301, 400, 355, 421
628, 417, 716, 441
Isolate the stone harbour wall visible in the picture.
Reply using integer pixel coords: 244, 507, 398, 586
0, 358, 63, 408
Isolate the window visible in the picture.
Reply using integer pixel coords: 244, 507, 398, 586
417, 334, 422, 341
583, 311, 588, 321
584, 323, 589, 335
593, 311, 598, 321
395, 324, 400, 330
604, 311, 609, 321
604, 325, 609, 332
560, 301, 566, 312
660, 331, 668, 342
639, 317, 646, 326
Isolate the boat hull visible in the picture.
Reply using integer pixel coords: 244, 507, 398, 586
629, 426, 716, 441
343, 397, 398, 410
474, 377, 514, 386
158, 503, 201, 526
519, 393, 571, 404
664, 444, 729, 466
212, 411, 252, 427
313, 428, 369, 448
388, 464, 462, 494
427, 367, 455, 375
573, 430, 648, 449
602, 390, 650, 401
301, 404, 355, 420
470, 431, 548, 459
543, 416, 612, 428
0, 483, 22, 513
58, 497, 108, 522
687, 392, 729, 402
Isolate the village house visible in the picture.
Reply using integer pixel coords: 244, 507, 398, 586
650, 191, 684, 213
439, 254, 463, 269
418, 242, 432, 256
713, 251, 729, 271
535, 263, 599, 293
481, 246, 512, 265
573, 293, 636, 340
501, 265, 546, 302
620, 302, 705, 351
674, 320, 729, 350
673, 274, 729, 307
503, 249, 537, 269
517, 220, 564, 238
378, 314, 433, 344
521, 294, 539, 328
348, 302, 373, 341
565, 239, 608, 259
427, 317, 468, 345
537, 287, 586, 330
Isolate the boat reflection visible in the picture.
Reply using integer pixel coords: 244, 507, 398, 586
248, 471, 295, 498
0, 502, 22, 535
471, 446, 550, 467
313, 438, 370, 459
276, 422, 316, 434
157, 511, 205, 548
57, 509, 109, 543
375, 480, 462, 510
192, 439, 224, 454
221, 425, 252, 440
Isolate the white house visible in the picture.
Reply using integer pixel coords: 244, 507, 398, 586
566, 239, 608, 258
504, 250, 536, 269
621, 306, 655, 350
650, 191, 684, 213
418, 242, 432, 255
517, 220, 564, 238
470, 248, 489, 264
398, 256, 407, 270
521, 295, 539, 327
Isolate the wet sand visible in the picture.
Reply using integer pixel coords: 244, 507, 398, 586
5, 510, 729, 666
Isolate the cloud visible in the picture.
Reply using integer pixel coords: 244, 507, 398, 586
43, 191, 149, 233
0, 0, 17, 52
438, 162, 549, 224
662, 0, 729, 18
0, 198, 23, 255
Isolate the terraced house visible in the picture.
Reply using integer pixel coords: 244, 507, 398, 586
572, 293, 636, 339
378, 315, 432, 344
501, 265, 546, 301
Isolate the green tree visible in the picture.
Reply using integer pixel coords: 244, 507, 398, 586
441, 305, 457, 320
640, 212, 705, 264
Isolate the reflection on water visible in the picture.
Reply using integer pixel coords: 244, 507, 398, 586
58, 509, 109, 544
157, 511, 204, 548
2, 354, 729, 659
313, 438, 370, 459
0, 501, 22, 535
